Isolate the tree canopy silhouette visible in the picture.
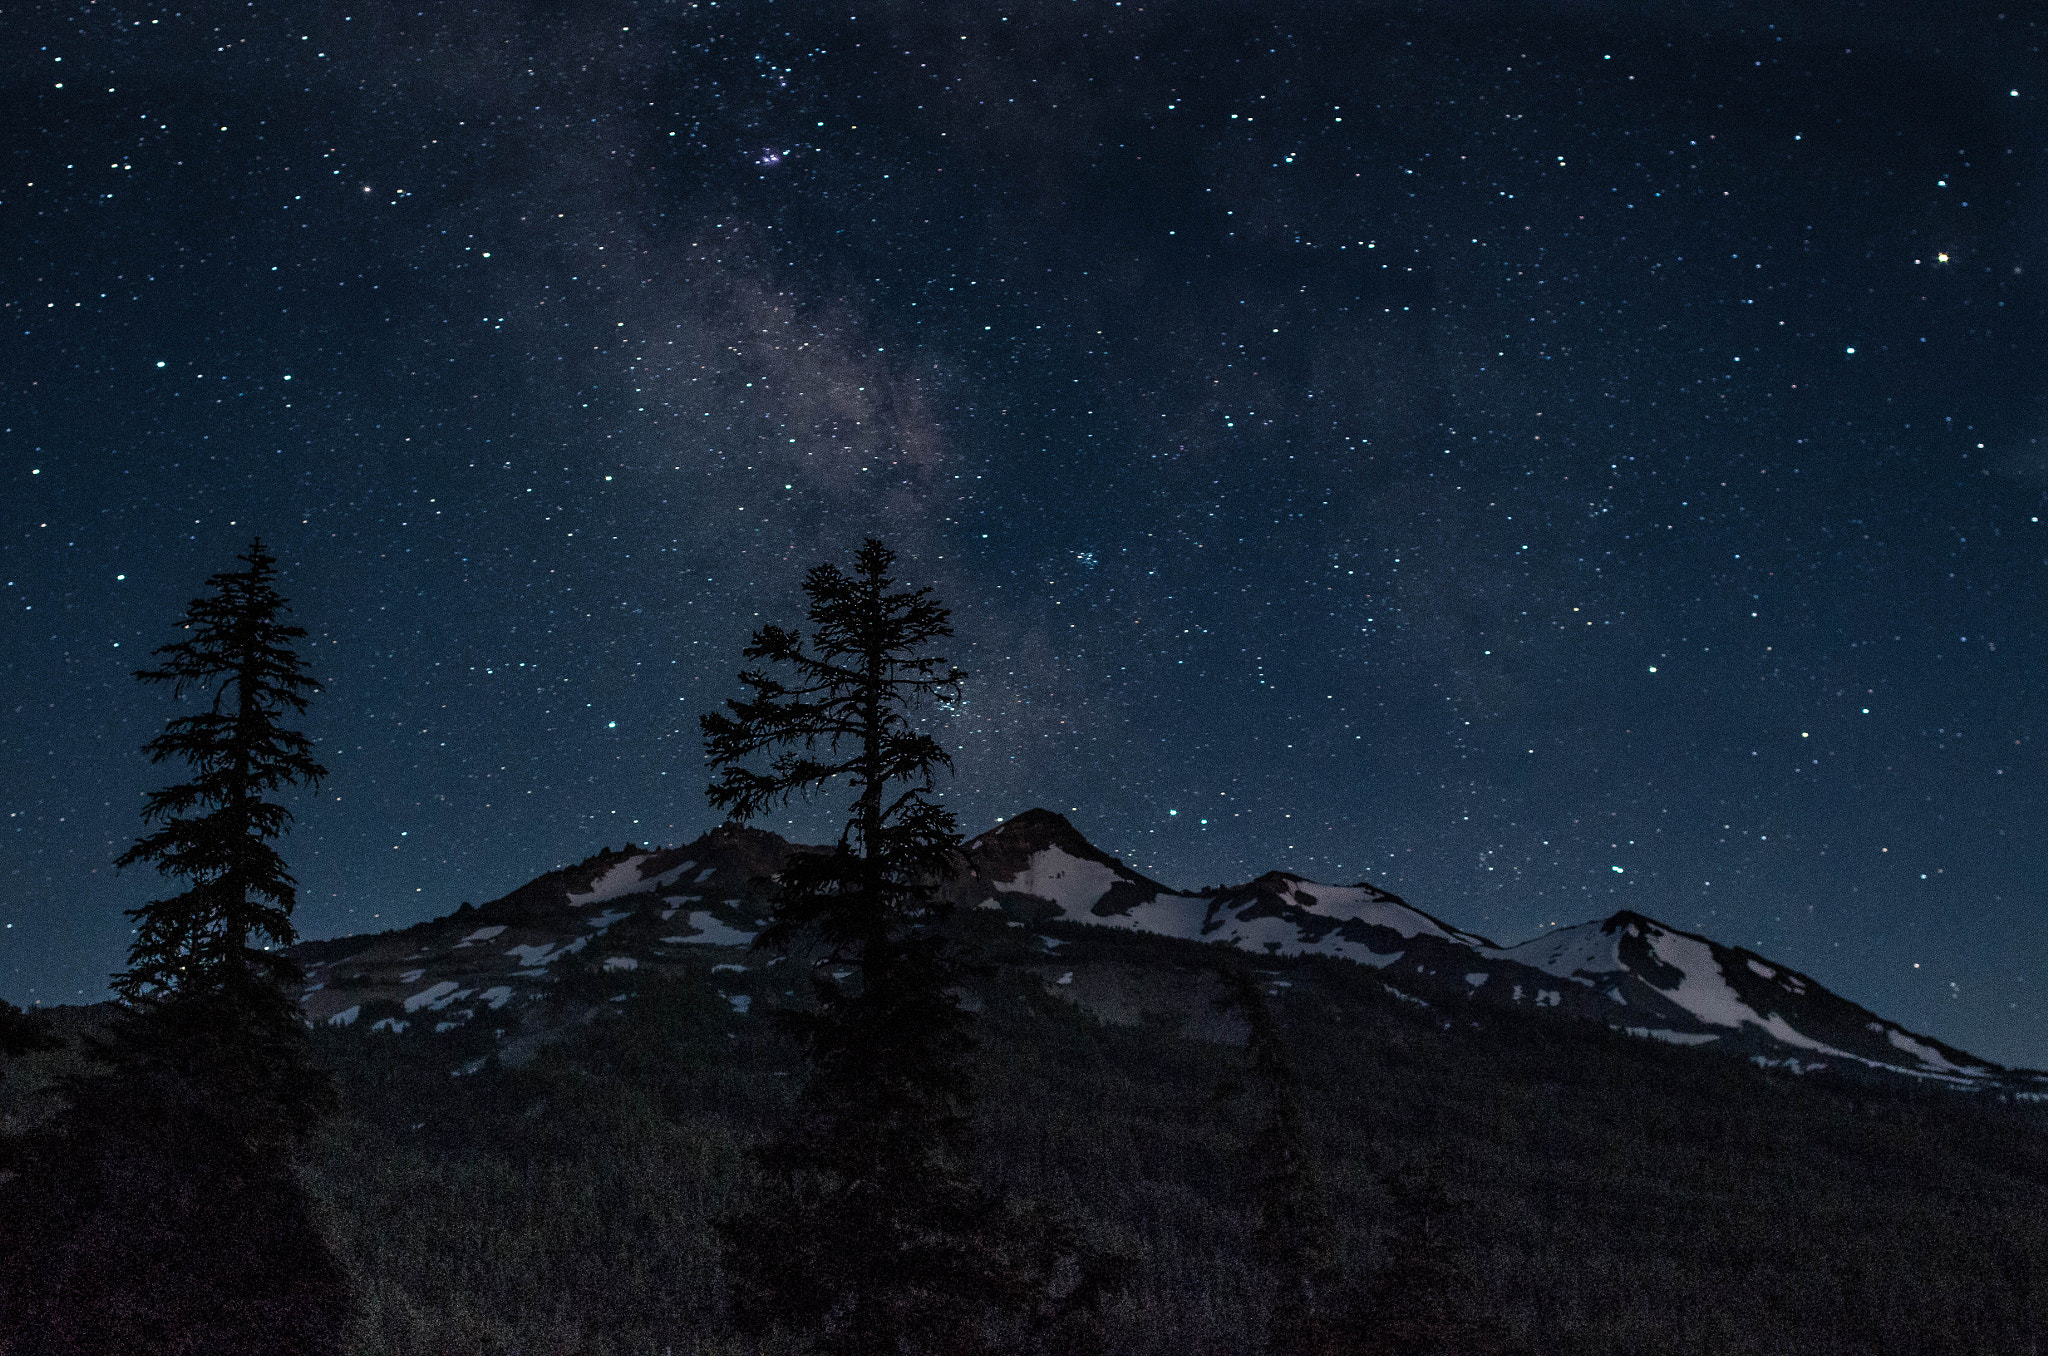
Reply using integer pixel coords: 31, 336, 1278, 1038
1217, 964, 1354, 1356
104, 535, 337, 1150
703, 538, 1080, 1354
115, 539, 325, 1005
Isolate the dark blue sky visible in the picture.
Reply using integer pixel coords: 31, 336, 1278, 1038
4, 0, 2044, 1065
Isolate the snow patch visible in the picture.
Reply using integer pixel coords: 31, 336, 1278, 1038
1464, 973, 1489, 988
399, 968, 426, 984
1001, 847, 1122, 917
1642, 927, 1755, 1029
640, 859, 697, 892
1208, 902, 1405, 967
1639, 934, 1910, 1075
567, 855, 652, 906
1750, 1011, 1866, 1064
456, 925, 507, 947
661, 912, 759, 947
585, 907, 633, 934
1495, 920, 1623, 982
478, 986, 514, 1011
1625, 1027, 1720, 1046
1279, 883, 1466, 943
725, 993, 752, 1014
603, 956, 639, 971
1752, 1055, 1824, 1075
404, 981, 463, 1013
1883, 1026, 1983, 1076
1747, 959, 1777, 979
694, 867, 718, 884
370, 1017, 409, 1034
327, 1005, 361, 1028
505, 936, 588, 967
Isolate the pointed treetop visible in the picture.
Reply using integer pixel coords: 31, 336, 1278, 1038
135, 537, 321, 717
114, 538, 325, 1005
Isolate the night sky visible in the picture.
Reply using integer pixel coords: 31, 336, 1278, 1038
4, 0, 2044, 1065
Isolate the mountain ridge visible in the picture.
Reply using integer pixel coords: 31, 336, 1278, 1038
289, 808, 2040, 1093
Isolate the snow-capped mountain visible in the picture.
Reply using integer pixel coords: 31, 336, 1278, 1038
955, 810, 2020, 1087
292, 809, 2036, 1091
294, 824, 788, 1064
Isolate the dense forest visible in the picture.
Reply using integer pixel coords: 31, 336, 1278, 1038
13, 919, 2047, 1354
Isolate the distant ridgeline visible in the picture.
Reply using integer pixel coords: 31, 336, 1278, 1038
293, 808, 2039, 1094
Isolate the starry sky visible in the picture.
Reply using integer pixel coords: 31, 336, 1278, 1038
3, 0, 2044, 1064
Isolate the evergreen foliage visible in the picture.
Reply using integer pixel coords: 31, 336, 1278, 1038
1350, 1157, 1514, 1356
0, 1043, 352, 1356
99, 537, 338, 1149
0, 540, 347, 1354
256, 941, 2048, 1356
114, 538, 327, 1011
703, 539, 1089, 1353
1218, 963, 1523, 1356
1217, 965, 1352, 1355
0, 1001, 54, 1060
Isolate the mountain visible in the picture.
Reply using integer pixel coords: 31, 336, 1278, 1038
293, 809, 2040, 1093
958, 810, 2022, 1088
295, 822, 789, 1070
25, 810, 2046, 1355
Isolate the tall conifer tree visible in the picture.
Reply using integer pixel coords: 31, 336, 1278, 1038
0, 539, 348, 1354
109, 535, 336, 1145
0, 999, 55, 1059
1217, 967, 1515, 1356
1218, 966, 1355, 1356
116, 539, 324, 1000
704, 539, 1064, 1355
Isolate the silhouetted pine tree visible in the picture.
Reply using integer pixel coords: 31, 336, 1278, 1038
1215, 971, 1517, 1356
1351, 1157, 1515, 1356
704, 538, 1077, 1355
1218, 965, 1358, 1356
0, 539, 348, 1355
0, 1000, 54, 1059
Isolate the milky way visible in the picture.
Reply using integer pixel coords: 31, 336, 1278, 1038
3, 0, 2044, 1064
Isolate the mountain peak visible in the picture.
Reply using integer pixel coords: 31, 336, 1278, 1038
966, 808, 1098, 859
964, 809, 1179, 901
